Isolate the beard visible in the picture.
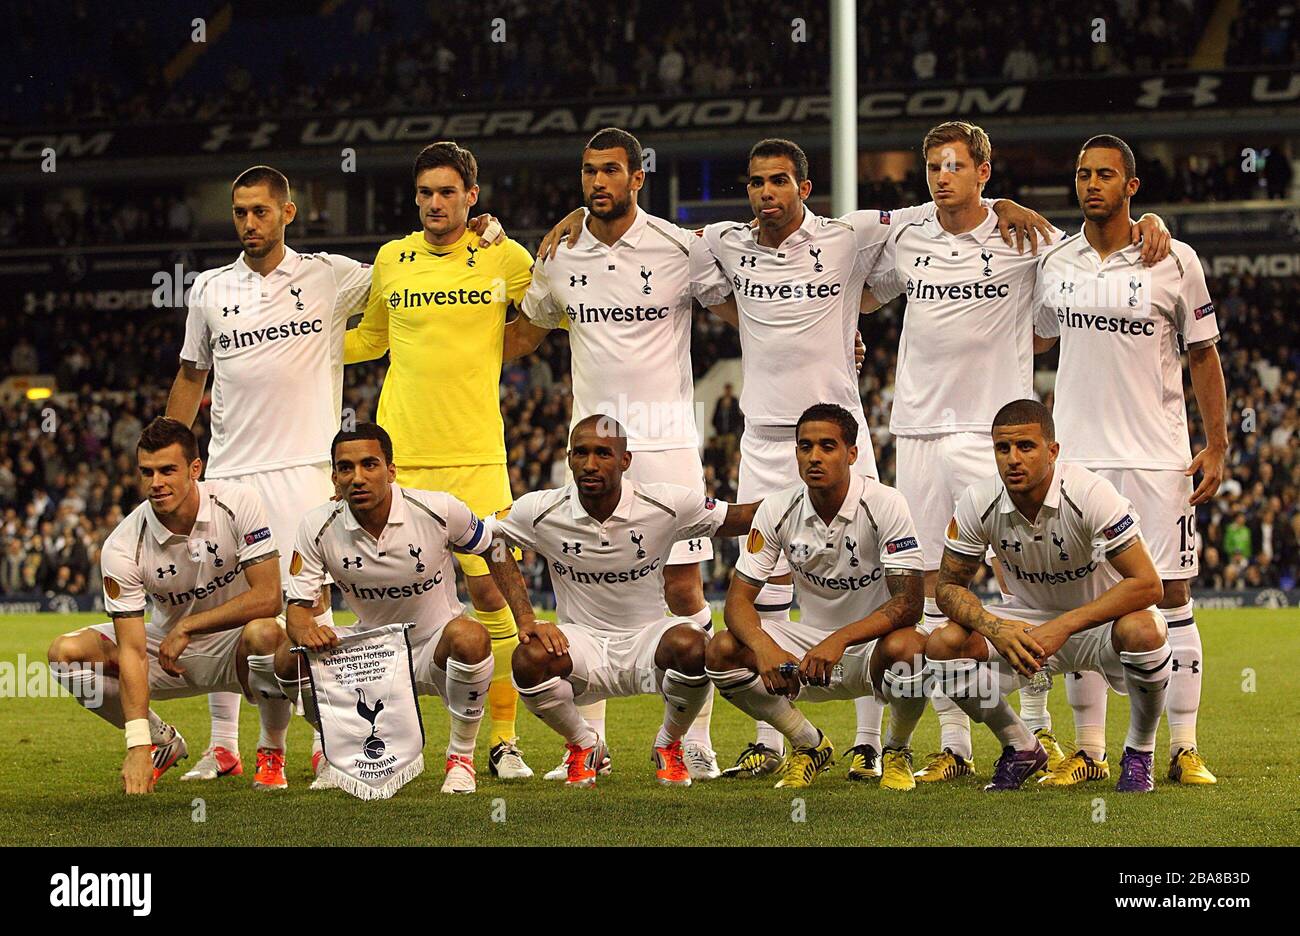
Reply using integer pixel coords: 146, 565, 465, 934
587, 192, 633, 221
242, 236, 278, 258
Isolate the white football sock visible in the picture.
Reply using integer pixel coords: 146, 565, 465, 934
881, 669, 927, 750
927, 657, 1035, 752
1164, 607, 1201, 756
922, 597, 972, 759
49, 664, 171, 740
257, 697, 291, 751
207, 691, 241, 750
709, 667, 820, 748
752, 586, 794, 755
656, 668, 712, 748
443, 656, 492, 758
854, 694, 884, 749
515, 675, 598, 748
682, 606, 715, 747
1066, 670, 1109, 759
1121, 644, 1172, 753
576, 700, 606, 742
1018, 680, 1052, 733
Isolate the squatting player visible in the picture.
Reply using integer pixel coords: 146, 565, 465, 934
1034, 135, 1226, 785
269, 424, 539, 794
504, 127, 746, 781
494, 415, 759, 787
345, 141, 537, 778
167, 165, 370, 785
928, 400, 1172, 793
46, 418, 288, 794
868, 122, 1169, 784
691, 138, 1052, 780
707, 404, 928, 790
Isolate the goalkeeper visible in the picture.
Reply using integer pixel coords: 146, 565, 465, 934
346, 141, 536, 779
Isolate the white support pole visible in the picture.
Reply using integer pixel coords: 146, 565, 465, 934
830, 0, 857, 216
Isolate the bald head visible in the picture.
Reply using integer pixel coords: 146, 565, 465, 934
570, 415, 629, 454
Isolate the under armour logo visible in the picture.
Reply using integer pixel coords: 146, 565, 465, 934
639, 266, 653, 294
1051, 531, 1069, 561
1180, 553, 1195, 568
1171, 658, 1200, 674
1059, 281, 1074, 294
688, 540, 701, 552
1128, 276, 1142, 307
980, 249, 993, 277
398, 251, 416, 262
1135, 75, 1220, 109
222, 305, 240, 317
570, 274, 587, 287
845, 536, 859, 567
810, 247, 823, 272
562, 541, 582, 555
206, 542, 224, 567
156, 565, 177, 578
342, 556, 363, 569
629, 531, 645, 559
465, 244, 477, 268
1000, 538, 1023, 553
791, 543, 812, 563
914, 255, 931, 267
289, 286, 304, 310
739, 255, 757, 268
409, 544, 425, 574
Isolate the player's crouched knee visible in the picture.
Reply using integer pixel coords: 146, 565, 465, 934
923, 623, 967, 662
704, 629, 743, 671
47, 633, 77, 666
511, 637, 554, 687
444, 617, 491, 663
658, 622, 707, 674
879, 626, 927, 674
1114, 609, 1167, 652
241, 616, 285, 656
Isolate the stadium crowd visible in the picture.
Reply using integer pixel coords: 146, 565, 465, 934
2, 270, 1297, 600
9, 0, 1242, 127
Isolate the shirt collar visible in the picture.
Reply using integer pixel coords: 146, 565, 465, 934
577, 205, 648, 250
925, 206, 1000, 245
749, 203, 818, 247
1074, 226, 1143, 267
998, 464, 1062, 516
804, 473, 866, 526
146, 481, 210, 544
235, 244, 301, 279
569, 479, 635, 524
342, 483, 406, 532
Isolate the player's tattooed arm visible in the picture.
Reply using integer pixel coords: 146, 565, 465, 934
802, 571, 924, 685
484, 534, 568, 654
936, 547, 1045, 676
1187, 342, 1228, 505
538, 207, 587, 260
717, 501, 762, 537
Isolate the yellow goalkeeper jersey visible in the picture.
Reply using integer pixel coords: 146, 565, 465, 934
346, 229, 534, 467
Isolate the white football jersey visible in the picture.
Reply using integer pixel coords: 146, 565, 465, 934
521, 207, 713, 451
181, 247, 372, 477
876, 209, 1058, 436
736, 473, 925, 632
945, 462, 1143, 613
494, 480, 728, 633
100, 480, 279, 636
1036, 234, 1219, 470
286, 484, 490, 641
696, 204, 933, 429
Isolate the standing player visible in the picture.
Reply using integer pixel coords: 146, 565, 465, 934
166, 166, 370, 786
1034, 135, 1226, 785
503, 127, 744, 780
928, 400, 1172, 793
46, 418, 288, 794
869, 123, 1169, 783
270, 424, 539, 794
707, 404, 928, 790
345, 141, 537, 778
690, 138, 1052, 779
495, 415, 759, 787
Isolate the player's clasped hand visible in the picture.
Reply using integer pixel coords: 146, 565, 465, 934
157, 625, 190, 677
519, 618, 568, 655
122, 747, 154, 795
755, 643, 803, 697
1026, 619, 1070, 662
799, 633, 847, 687
989, 618, 1045, 679
290, 617, 339, 652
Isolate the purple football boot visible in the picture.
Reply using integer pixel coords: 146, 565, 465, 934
1116, 747, 1156, 792
984, 744, 1049, 791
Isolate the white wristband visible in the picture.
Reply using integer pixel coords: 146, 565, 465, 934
124, 718, 151, 749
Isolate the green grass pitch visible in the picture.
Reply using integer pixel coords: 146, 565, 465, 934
2, 609, 1297, 846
